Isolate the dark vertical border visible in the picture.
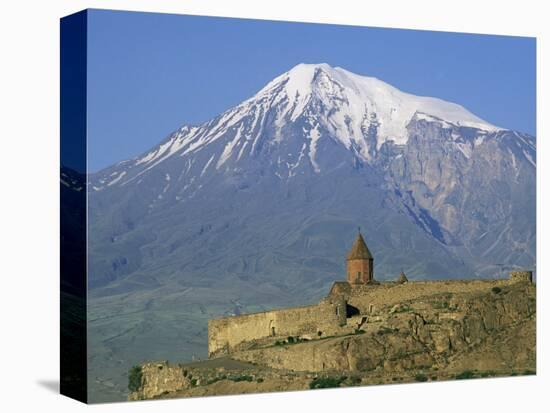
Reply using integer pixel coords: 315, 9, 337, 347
60, 9, 88, 403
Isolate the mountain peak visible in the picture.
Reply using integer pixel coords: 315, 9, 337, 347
94, 63, 512, 186
252, 63, 501, 146
288, 62, 333, 72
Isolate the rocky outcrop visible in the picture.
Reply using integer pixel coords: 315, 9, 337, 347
232, 281, 535, 374
379, 118, 535, 275
128, 359, 311, 401
129, 362, 192, 400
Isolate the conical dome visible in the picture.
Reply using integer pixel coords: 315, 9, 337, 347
347, 233, 373, 260
397, 271, 408, 284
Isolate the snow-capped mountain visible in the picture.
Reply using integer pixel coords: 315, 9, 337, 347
92, 63, 505, 187
88, 63, 535, 290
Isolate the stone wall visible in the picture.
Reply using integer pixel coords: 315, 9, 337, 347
509, 271, 533, 283
208, 273, 529, 357
129, 360, 268, 400
343, 279, 513, 315
208, 297, 346, 356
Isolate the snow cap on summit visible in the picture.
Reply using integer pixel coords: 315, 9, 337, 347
255, 62, 501, 146
113, 63, 508, 181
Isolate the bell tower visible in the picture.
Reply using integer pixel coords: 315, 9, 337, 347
346, 230, 374, 284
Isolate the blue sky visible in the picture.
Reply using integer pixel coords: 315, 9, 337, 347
87, 9, 536, 172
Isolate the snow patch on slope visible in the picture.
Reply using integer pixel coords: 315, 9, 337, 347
308, 124, 322, 173
217, 124, 244, 169
107, 171, 126, 186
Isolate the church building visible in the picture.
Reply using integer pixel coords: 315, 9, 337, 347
346, 231, 374, 284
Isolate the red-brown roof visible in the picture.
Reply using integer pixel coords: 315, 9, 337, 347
347, 233, 373, 260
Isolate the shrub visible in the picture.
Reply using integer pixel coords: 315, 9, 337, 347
455, 370, 476, 380
354, 329, 366, 334
377, 326, 397, 335
432, 301, 449, 309
393, 305, 411, 313
230, 375, 254, 382
257, 378, 264, 383
491, 287, 502, 294
522, 370, 536, 376
190, 378, 198, 387
128, 365, 143, 392
317, 331, 323, 337
347, 376, 362, 385
309, 376, 345, 389
206, 375, 227, 385
414, 373, 428, 382
287, 336, 295, 344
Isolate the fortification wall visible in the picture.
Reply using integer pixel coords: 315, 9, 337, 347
208, 276, 530, 357
208, 299, 345, 356
509, 271, 533, 283
344, 279, 512, 314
